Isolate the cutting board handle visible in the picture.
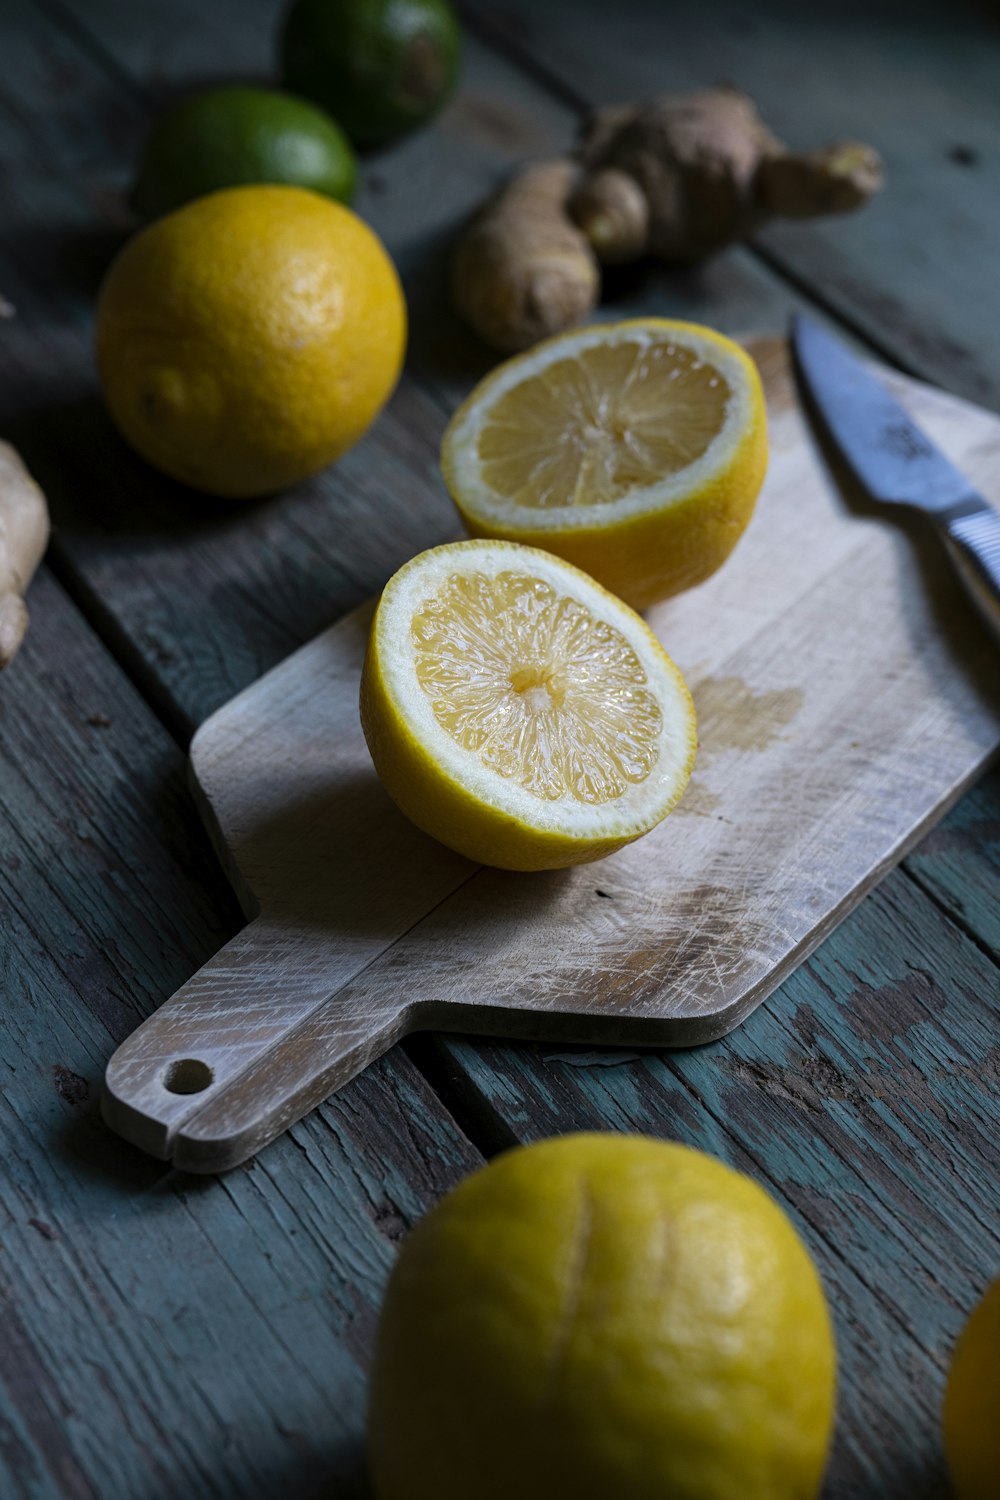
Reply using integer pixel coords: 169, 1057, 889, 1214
101, 917, 408, 1173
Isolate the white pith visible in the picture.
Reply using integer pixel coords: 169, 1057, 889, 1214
375, 542, 695, 838
442, 322, 754, 531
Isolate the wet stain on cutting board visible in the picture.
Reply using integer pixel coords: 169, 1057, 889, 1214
679, 676, 804, 816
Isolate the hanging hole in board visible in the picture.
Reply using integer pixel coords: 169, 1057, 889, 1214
163, 1058, 214, 1095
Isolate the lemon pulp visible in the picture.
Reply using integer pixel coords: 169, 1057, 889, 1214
441, 319, 767, 611
477, 338, 731, 509
360, 540, 696, 870
411, 569, 662, 804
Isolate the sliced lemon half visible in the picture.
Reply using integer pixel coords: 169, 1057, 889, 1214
441, 319, 767, 611
360, 540, 696, 871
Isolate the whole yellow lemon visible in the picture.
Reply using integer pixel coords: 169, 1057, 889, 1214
368, 1133, 837, 1500
96, 184, 406, 497
944, 1274, 1000, 1499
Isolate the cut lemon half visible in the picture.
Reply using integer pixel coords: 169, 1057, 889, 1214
360, 540, 696, 871
441, 319, 767, 611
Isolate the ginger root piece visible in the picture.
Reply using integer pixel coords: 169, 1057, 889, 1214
756, 141, 886, 220
452, 86, 884, 350
0, 441, 50, 669
571, 87, 885, 265
569, 167, 650, 265
451, 160, 600, 353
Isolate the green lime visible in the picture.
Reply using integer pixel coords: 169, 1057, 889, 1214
280, 0, 461, 148
130, 85, 357, 221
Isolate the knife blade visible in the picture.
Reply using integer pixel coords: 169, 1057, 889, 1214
791, 314, 1000, 643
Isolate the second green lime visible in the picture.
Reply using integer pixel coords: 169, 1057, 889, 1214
281, 0, 460, 147
130, 85, 357, 220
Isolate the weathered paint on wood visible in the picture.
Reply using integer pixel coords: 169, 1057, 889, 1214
906, 768, 1000, 956
0, 0, 998, 1496
0, 575, 479, 1500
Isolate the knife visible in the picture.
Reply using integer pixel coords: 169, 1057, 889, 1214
791, 314, 1000, 643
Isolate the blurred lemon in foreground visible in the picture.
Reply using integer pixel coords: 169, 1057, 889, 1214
96, 185, 405, 497
368, 1134, 837, 1500
130, 85, 357, 220
441, 319, 767, 611
360, 540, 696, 869
944, 1274, 1000, 1499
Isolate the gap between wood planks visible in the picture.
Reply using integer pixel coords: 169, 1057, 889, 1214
902, 862, 1000, 966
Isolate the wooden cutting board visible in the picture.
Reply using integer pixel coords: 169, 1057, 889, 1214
102, 338, 1000, 1172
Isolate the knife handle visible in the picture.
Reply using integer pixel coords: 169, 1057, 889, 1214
942, 504, 1000, 645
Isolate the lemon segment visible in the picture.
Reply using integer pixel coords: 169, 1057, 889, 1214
360, 540, 696, 870
441, 319, 767, 610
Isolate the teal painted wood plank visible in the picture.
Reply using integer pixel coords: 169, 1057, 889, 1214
468, 0, 1000, 407
424, 859, 1000, 1495
2, 9, 997, 1499
0, 571, 480, 1499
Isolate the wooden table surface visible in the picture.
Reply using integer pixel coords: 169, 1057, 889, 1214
2, 1, 998, 1495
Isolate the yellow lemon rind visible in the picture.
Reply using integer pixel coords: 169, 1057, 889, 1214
96, 184, 406, 499
360, 540, 697, 871
440, 319, 767, 612
944, 1276, 1000, 1500
369, 1133, 837, 1500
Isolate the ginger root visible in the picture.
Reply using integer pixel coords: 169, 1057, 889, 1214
0, 441, 50, 669
451, 160, 600, 353
452, 86, 884, 351
573, 88, 884, 263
